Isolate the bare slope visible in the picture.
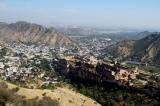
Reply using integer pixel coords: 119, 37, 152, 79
0, 80, 101, 106
0, 21, 74, 47
103, 33, 160, 64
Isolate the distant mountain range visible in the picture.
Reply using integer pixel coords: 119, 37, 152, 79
0, 21, 74, 47
102, 32, 160, 64
57, 27, 151, 41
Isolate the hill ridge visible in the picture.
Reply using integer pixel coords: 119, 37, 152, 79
0, 21, 74, 47
103, 32, 160, 64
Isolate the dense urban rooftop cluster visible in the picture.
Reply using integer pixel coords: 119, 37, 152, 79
0, 44, 58, 87
0, 41, 159, 88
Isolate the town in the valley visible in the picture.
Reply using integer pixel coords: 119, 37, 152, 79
0, 41, 159, 89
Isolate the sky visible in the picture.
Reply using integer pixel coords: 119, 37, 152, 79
0, 0, 160, 30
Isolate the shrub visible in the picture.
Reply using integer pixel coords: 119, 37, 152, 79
11, 87, 20, 92
0, 82, 8, 88
0, 87, 22, 106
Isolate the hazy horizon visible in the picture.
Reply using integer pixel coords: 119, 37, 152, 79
0, 0, 160, 30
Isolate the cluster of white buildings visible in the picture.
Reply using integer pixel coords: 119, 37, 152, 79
0, 56, 44, 81
0, 44, 58, 85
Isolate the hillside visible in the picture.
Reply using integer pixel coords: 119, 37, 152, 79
102, 32, 160, 64
0, 80, 100, 106
0, 21, 75, 47
102, 40, 135, 60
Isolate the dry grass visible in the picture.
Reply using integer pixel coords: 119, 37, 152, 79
0, 80, 101, 106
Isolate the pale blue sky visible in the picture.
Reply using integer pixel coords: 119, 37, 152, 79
0, 0, 160, 29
